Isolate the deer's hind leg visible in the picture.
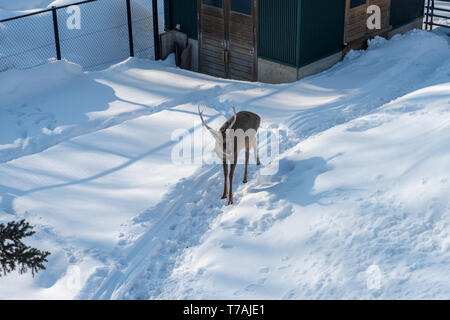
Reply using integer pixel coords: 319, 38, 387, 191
252, 139, 260, 166
221, 160, 228, 199
243, 136, 250, 184
229, 161, 236, 205
228, 137, 238, 205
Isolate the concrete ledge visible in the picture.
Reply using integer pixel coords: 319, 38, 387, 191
297, 51, 343, 80
388, 17, 424, 38
257, 50, 343, 84
188, 39, 199, 72
258, 58, 298, 84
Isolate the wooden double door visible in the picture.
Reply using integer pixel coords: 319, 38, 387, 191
198, 0, 257, 81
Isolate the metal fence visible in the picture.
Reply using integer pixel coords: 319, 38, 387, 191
0, 0, 160, 72
425, 0, 450, 30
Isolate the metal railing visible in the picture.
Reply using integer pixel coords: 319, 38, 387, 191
425, 0, 450, 30
0, 0, 160, 72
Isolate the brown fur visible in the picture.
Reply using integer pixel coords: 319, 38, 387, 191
220, 111, 261, 133
220, 111, 261, 205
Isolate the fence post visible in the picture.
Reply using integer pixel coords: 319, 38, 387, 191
52, 7, 62, 60
430, 0, 435, 31
152, 0, 160, 60
126, 0, 135, 57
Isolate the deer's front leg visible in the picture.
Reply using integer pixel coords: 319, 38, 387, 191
228, 139, 238, 205
243, 137, 250, 183
228, 162, 236, 205
253, 140, 260, 166
221, 160, 228, 199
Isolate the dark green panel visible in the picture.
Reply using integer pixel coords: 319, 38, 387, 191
298, 0, 345, 67
390, 0, 425, 28
164, 0, 198, 39
232, 0, 252, 15
258, 0, 299, 67
350, 0, 366, 8
164, 0, 170, 30
204, 0, 222, 7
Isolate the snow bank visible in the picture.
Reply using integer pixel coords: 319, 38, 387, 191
0, 0, 52, 11
161, 82, 450, 300
0, 59, 82, 106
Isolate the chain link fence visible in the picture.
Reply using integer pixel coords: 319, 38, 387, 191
0, 0, 161, 72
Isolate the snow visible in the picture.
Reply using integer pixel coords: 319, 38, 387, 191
0, 29, 449, 299
0, 0, 56, 12
162, 82, 450, 299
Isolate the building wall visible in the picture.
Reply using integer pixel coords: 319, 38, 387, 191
258, 0, 299, 67
164, 0, 425, 83
298, 0, 346, 67
258, 50, 343, 84
388, 17, 424, 38
258, 0, 346, 68
258, 58, 298, 84
164, 0, 425, 66
163, 0, 197, 39
390, 0, 425, 28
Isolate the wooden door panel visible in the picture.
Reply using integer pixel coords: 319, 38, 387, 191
199, 0, 257, 81
228, 10, 255, 81
199, 4, 226, 78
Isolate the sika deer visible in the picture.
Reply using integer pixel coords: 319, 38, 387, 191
199, 106, 261, 205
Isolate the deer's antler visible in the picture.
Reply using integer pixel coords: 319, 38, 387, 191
198, 105, 221, 140
227, 106, 237, 130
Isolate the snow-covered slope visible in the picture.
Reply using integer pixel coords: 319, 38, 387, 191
0, 30, 449, 299
161, 82, 450, 299
0, 0, 56, 12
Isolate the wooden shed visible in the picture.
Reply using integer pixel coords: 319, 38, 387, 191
163, 0, 425, 83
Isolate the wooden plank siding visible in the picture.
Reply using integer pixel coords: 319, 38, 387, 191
228, 9, 257, 81
198, 0, 257, 81
199, 3, 226, 78
345, 0, 392, 49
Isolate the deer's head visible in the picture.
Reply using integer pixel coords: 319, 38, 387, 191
198, 106, 237, 160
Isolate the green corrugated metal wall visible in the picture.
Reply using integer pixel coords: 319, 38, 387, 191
258, 0, 299, 67
164, 0, 198, 39
298, 0, 345, 67
258, 0, 345, 68
390, 0, 425, 28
